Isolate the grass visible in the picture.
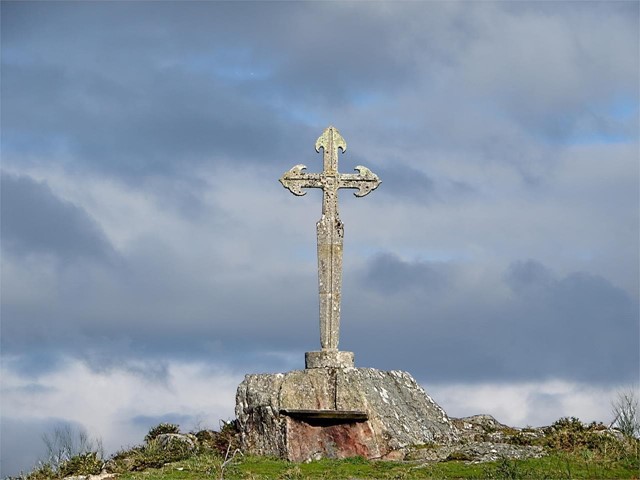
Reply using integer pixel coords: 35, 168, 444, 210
118, 453, 486, 479
23, 418, 640, 479
117, 449, 639, 480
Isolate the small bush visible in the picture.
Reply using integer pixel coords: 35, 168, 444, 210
485, 457, 529, 480
507, 432, 534, 446
25, 463, 56, 480
217, 420, 240, 454
544, 417, 590, 451
542, 416, 635, 458
58, 451, 102, 477
144, 422, 180, 443
109, 436, 194, 472
196, 420, 240, 455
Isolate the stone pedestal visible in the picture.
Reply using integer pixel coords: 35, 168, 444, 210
305, 350, 354, 368
235, 367, 458, 461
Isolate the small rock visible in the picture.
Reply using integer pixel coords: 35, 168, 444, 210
155, 433, 196, 452
596, 428, 626, 441
63, 474, 116, 480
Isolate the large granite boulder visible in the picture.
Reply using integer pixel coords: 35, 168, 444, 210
235, 367, 458, 461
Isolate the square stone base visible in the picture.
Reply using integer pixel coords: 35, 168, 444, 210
305, 350, 354, 369
236, 367, 459, 461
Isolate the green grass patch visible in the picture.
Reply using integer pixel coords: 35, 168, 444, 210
118, 451, 223, 479
28, 418, 640, 480
116, 449, 639, 480
483, 451, 640, 479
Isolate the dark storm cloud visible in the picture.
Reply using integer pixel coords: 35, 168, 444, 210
372, 165, 437, 204
344, 255, 638, 384
0, 233, 320, 376
1, 1, 637, 477
360, 252, 449, 294
505, 259, 555, 292
1, 417, 55, 476
1, 57, 300, 179
0, 1, 419, 180
5, 245, 634, 386
502, 260, 638, 380
369, 164, 475, 204
5, 1, 634, 186
0, 172, 113, 261
0, 0, 635, 378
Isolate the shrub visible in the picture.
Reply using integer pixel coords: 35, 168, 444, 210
144, 422, 180, 443
507, 432, 533, 446
41, 423, 103, 472
25, 463, 56, 480
110, 436, 193, 472
216, 420, 240, 455
58, 451, 102, 477
543, 416, 632, 456
485, 457, 530, 480
544, 417, 589, 451
195, 420, 240, 456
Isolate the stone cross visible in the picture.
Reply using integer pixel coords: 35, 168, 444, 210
280, 126, 380, 367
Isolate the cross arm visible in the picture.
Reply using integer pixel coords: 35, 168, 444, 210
279, 164, 322, 196
338, 166, 382, 197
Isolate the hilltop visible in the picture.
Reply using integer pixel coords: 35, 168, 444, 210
17, 415, 639, 480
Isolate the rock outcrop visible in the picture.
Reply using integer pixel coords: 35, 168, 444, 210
236, 367, 458, 461
403, 415, 546, 463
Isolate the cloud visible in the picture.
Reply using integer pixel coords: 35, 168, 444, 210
346, 255, 638, 384
427, 380, 631, 428
1, 353, 634, 477
1, 417, 61, 477
0, 172, 113, 261
3, 2, 635, 183
502, 261, 639, 380
1, 163, 636, 383
370, 163, 475, 205
0, 2, 637, 476
0, 356, 241, 477
505, 259, 555, 292
359, 252, 451, 294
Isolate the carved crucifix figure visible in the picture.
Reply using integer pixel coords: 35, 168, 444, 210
280, 126, 381, 357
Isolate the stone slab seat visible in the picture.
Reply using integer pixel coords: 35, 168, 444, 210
280, 409, 368, 421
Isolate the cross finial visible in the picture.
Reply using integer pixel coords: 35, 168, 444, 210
315, 125, 346, 173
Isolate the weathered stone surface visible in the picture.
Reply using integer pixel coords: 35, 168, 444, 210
402, 414, 546, 463
236, 367, 457, 461
453, 414, 518, 443
305, 350, 354, 368
279, 126, 381, 352
155, 433, 197, 452
63, 474, 116, 480
405, 441, 545, 463
454, 441, 544, 463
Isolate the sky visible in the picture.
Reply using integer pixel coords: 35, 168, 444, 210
1, 1, 638, 476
